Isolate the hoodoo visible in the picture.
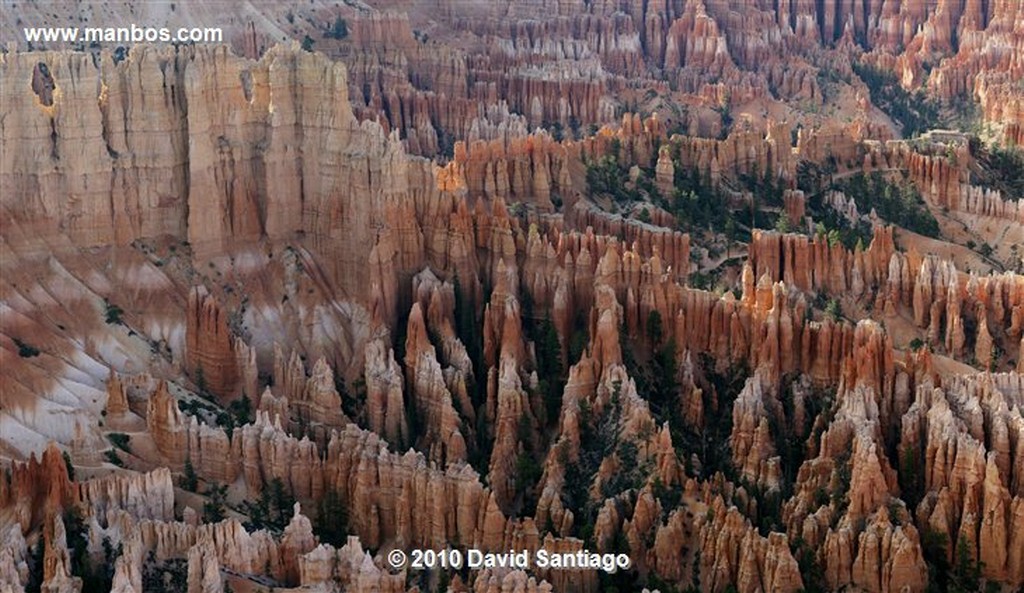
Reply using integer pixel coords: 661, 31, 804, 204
1, 1, 1023, 591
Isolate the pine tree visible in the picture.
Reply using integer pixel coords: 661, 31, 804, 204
202, 483, 227, 523
62, 451, 75, 481
315, 487, 349, 546
181, 457, 199, 491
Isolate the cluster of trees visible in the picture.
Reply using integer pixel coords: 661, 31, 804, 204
337, 375, 367, 425
853, 62, 940, 138
177, 386, 252, 441
314, 488, 350, 547
452, 275, 485, 407
452, 274, 492, 475
812, 208, 873, 251
181, 457, 200, 491
796, 158, 841, 197
220, 394, 253, 439
519, 291, 566, 428
203, 483, 229, 523
793, 536, 827, 593
325, 17, 348, 40
622, 312, 680, 423
512, 291, 572, 518
182, 461, 348, 550
560, 380, 637, 544
678, 355, 747, 480
799, 163, 871, 250
242, 477, 297, 533
542, 116, 582, 142
584, 138, 793, 242
104, 449, 125, 467
108, 432, 131, 451
24, 537, 43, 593
142, 553, 188, 593
584, 139, 644, 204
669, 164, 731, 234
801, 162, 939, 250
436, 129, 457, 160
514, 425, 544, 516
922, 531, 997, 593
975, 143, 1024, 199
27, 508, 123, 592
738, 164, 785, 209
833, 172, 940, 238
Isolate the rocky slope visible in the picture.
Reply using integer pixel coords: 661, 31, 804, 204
2, 1, 1024, 592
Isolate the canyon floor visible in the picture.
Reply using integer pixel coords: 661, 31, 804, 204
2, 1, 1024, 592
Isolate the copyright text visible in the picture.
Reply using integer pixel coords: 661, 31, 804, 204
387, 548, 633, 574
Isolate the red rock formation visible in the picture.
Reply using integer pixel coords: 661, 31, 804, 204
697, 498, 803, 593
77, 468, 175, 523
4, 3, 1024, 589
0, 525, 29, 592
146, 381, 236, 484
730, 370, 782, 492
568, 204, 692, 282
186, 540, 223, 593
363, 336, 410, 448
454, 133, 571, 209
663, 0, 735, 74
749, 227, 894, 298
0, 442, 77, 533
298, 537, 406, 591
783, 189, 807, 225
104, 373, 130, 418
185, 287, 239, 402
42, 513, 81, 593
671, 120, 796, 186
958, 185, 1024, 223
905, 150, 967, 210
860, 139, 1024, 223
834, 506, 929, 593
280, 504, 317, 585
270, 346, 349, 440
899, 374, 1024, 584
403, 302, 470, 465
1, 42, 423, 309
235, 412, 323, 500
750, 227, 1023, 373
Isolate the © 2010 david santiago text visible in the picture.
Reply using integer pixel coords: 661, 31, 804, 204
386, 547, 633, 574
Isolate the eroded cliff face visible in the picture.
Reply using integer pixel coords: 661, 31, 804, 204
5, 0, 1020, 154
296, 0, 1024, 158
0, 42, 404, 301
2, 0, 1024, 590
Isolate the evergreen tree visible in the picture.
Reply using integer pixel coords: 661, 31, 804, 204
646, 310, 664, 348
315, 487, 349, 547
534, 318, 564, 423
62, 451, 75, 481
181, 457, 199, 492
25, 536, 45, 593
328, 16, 348, 39
228, 394, 252, 425
203, 483, 228, 523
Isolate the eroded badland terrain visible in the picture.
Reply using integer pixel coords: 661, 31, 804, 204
2, 1, 1024, 592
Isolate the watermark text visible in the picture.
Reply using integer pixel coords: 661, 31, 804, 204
23, 24, 223, 45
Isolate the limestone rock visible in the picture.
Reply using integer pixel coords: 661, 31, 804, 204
42, 513, 81, 593
187, 541, 223, 593
363, 337, 410, 448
